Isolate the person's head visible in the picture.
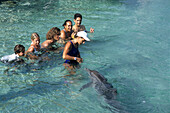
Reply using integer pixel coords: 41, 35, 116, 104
75, 31, 90, 45
31, 33, 40, 46
14, 44, 25, 56
46, 27, 60, 41
74, 13, 82, 27
62, 20, 72, 32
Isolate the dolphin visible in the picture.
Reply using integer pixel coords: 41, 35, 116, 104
79, 68, 117, 99
79, 68, 127, 112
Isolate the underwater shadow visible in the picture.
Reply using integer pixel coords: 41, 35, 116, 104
0, 79, 69, 102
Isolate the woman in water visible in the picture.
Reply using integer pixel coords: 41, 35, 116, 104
41, 27, 63, 50
63, 31, 90, 69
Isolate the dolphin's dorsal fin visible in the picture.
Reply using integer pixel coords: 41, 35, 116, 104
79, 82, 93, 92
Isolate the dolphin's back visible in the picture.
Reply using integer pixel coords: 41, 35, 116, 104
92, 70, 107, 82
84, 68, 117, 93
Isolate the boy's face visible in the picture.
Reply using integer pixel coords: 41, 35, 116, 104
18, 50, 25, 56
74, 17, 82, 26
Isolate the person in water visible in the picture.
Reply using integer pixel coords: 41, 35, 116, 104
41, 27, 63, 50
60, 20, 73, 41
26, 32, 41, 59
1, 44, 25, 63
72, 13, 94, 33
62, 31, 90, 69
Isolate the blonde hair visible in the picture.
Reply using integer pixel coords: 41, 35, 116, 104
31, 32, 39, 40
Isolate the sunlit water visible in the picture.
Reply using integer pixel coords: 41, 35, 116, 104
0, 0, 170, 113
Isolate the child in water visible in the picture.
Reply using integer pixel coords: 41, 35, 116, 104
26, 33, 41, 59
1, 44, 25, 63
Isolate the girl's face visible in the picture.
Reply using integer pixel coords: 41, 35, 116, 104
32, 37, 40, 46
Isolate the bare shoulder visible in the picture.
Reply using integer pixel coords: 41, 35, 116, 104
64, 41, 72, 50
60, 30, 66, 40
26, 46, 34, 54
72, 25, 76, 29
72, 25, 77, 30
28, 46, 34, 51
41, 40, 49, 48
65, 41, 71, 47
60, 30, 65, 34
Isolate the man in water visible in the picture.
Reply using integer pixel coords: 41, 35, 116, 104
72, 13, 94, 33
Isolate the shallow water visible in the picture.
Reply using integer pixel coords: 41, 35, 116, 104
0, 0, 170, 113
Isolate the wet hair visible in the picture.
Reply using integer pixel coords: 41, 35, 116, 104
31, 32, 40, 40
46, 27, 60, 40
14, 44, 25, 54
62, 20, 72, 27
74, 13, 82, 20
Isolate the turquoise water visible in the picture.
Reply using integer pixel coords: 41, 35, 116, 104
0, 0, 170, 112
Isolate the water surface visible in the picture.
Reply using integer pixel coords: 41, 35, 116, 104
0, 0, 170, 113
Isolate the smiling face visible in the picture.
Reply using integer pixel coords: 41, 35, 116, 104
32, 37, 40, 46
31, 33, 40, 46
74, 17, 82, 27
65, 21, 72, 32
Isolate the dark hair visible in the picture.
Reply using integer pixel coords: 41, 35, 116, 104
46, 27, 60, 40
31, 32, 39, 40
62, 20, 72, 26
74, 13, 82, 20
14, 44, 25, 54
